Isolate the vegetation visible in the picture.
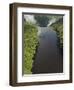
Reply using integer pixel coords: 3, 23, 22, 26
50, 18, 63, 48
48, 15, 63, 20
24, 15, 63, 74
24, 22, 39, 74
34, 15, 49, 27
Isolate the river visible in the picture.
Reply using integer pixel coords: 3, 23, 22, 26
32, 27, 63, 74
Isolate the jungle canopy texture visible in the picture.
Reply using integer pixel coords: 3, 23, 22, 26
24, 22, 39, 74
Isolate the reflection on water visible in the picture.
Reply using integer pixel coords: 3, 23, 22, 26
32, 27, 63, 74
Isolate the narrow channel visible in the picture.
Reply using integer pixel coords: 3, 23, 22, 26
32, 27, 63, 74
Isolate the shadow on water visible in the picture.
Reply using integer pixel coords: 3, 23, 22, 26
57, 37, 63, 56
31, 27, 63, 74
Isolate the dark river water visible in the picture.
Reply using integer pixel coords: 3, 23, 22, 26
32, 27, 63, 74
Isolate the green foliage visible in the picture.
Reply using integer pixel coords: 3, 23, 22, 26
24, 22, 39, 74
34, 15, 49, 27
48, 15, 63, 20
51, 18, 63, 48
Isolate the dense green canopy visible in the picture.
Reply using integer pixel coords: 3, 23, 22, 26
34, 15, 49, 27
24, 22, 39, 74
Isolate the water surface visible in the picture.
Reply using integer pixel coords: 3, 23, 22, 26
32, 27, 63, 74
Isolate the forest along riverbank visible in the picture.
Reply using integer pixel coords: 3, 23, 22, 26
32, 27, 63, 74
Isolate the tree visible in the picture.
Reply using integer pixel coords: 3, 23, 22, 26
24, 22, 39, 74
34, 15, 49, 27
